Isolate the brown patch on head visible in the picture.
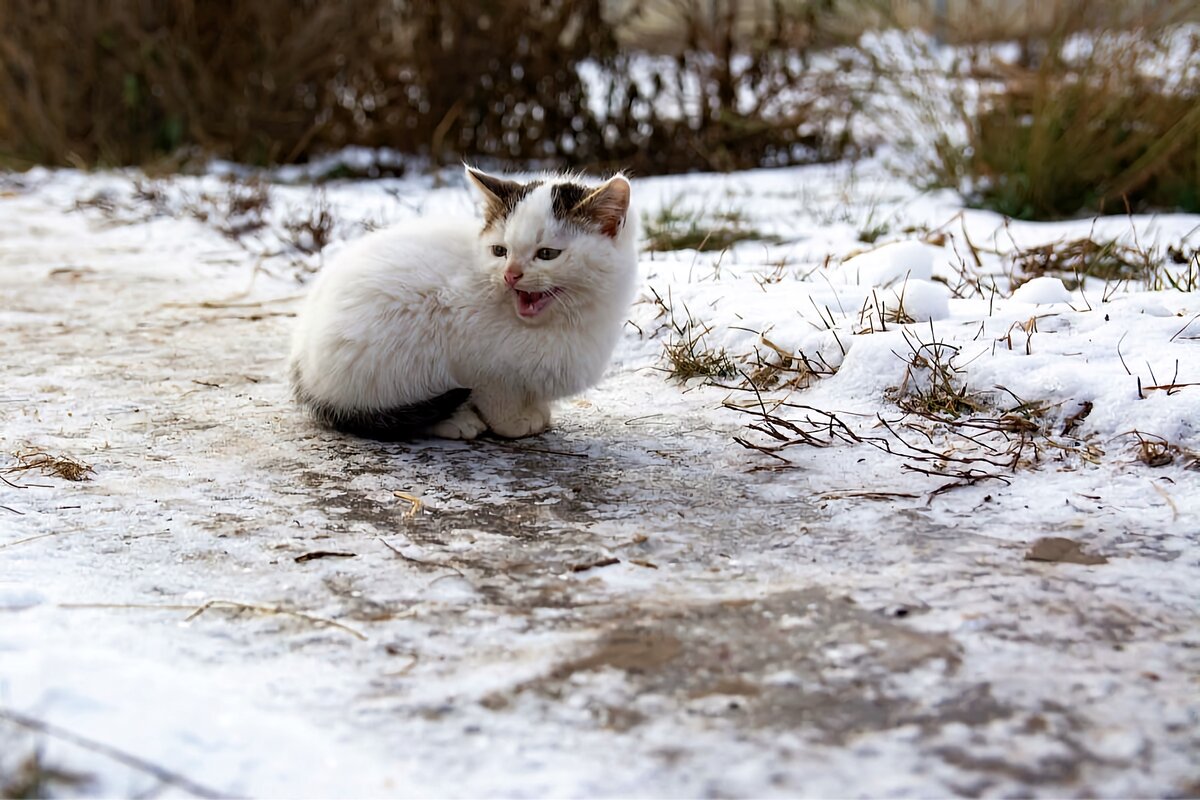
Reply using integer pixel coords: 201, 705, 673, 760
552, 176, 631, 238
465, 167, 540, 230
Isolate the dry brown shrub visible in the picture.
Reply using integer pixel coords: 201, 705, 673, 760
0, 0, 855, 174
0, 0, 401, 167
910, 0, 1200, 219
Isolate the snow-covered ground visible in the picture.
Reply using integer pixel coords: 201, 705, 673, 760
2, 155, 1199, 797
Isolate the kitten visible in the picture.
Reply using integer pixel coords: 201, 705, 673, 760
288, 166, 638, 440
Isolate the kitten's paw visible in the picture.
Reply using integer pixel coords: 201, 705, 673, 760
487, 406, 551, 439
431, 406, 487, 440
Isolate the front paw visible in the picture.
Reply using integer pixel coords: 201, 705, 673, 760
487, 406, 551, 439
431, 406, 487, 440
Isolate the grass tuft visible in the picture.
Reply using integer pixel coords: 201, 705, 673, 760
745, 336, 835, 392
185, 179, 271, 240
1012, 236, 1148, 288
0, 745, 91, 799
283, 192, 337, 255
887, 330, 987, 419
643, 202, 777, 253
1126, 430, 1200, 469
648, 288, 739, 383
4, 449, 94, 481
665, 335, 738, 382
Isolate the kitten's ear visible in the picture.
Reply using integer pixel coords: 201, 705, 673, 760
573, 175, 630, 238
465, 166, 525, 227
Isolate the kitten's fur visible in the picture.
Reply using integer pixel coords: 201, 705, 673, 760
289, 167, 638, 440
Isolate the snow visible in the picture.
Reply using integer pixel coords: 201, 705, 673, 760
832, 240, 937, 286
1011, 276, 1073, 305
3, 68, 1200, 800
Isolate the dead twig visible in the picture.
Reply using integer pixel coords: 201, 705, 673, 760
294, 551, 356, 563
818, 490, 920, 501
183, 599, 367, 641
57, 599, 366, 641
375, 536, 465, 577
0, 531, 63, 549
1061, 401, 1094, 436
570, 557, 620, 573
480, 440, 588, 459
1170, 312, 1200, 342
1141, 381, 1200, 393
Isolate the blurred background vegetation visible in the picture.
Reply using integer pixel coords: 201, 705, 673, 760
0, 0, 1197, 218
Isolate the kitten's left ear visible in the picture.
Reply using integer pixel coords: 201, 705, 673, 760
465, 166, 526, 228
574, 175, 630, 238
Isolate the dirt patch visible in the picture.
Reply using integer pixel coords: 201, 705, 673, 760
485, 588, 964, 742
1026, 537, 1109, 565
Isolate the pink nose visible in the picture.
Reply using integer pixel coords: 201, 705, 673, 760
503, 266, 523, 288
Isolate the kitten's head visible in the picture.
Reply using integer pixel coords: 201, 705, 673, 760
465, 167, 635, 325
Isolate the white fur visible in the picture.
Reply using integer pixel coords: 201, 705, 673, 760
289, 173, 639, 439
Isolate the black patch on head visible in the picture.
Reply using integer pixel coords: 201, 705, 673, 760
551, 182, 591, 223
473, 172, 542, 230
558, 177, 629, 238
293, 366, 470, 441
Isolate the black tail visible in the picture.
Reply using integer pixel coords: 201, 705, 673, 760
303, 388, 472, 441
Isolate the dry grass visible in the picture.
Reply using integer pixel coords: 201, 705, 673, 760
745, 336, 833, 392
1125, 430, 1200, 469
727, 386, 1073, 493
885, 331, 988, 419
647, 288, 738, 383
1012, 236, 1149, 289
0, 0, 401, 167
0, 0, 855, 174
185, 180, 271, 240
643, 202, 777, 253
915, 10, 1200, 219
664, 327, 738, 383
4, 449, 94, 482
876, 0, 1198, 43
1010, 231, 1200, 297
723, 324, 1114, 495
283, 192, 337, 255
74, 176, 271, 242
962, 76, 1197, 218
0, 744, 91, 799
876, 0, 1200, 220
71, 174, 347, 281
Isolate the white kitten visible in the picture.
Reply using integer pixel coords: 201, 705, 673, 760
289, 167, 638, 440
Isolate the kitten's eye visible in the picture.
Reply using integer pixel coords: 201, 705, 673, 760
536, 247, 562, 261
491, 245, 507, 258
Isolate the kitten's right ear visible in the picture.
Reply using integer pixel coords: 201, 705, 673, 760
465, 166, 525, 228
573, 175, 631, 238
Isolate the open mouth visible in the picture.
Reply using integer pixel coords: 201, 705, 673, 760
515, 289, 557, 318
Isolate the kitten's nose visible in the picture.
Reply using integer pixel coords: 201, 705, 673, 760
503, 265, 523, 288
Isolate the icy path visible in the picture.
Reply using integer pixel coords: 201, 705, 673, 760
1, 172, 1198, 797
